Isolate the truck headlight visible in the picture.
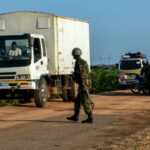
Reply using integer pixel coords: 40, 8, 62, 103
16, 74, 30, 80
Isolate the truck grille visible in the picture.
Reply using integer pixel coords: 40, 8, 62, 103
0, 72, 16, 80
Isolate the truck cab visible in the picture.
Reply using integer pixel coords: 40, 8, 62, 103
0, 34, 50, 106
0, 34, 48, 88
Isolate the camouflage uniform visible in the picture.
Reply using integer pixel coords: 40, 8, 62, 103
74, 58, 92, 114
67, 48, 93, 123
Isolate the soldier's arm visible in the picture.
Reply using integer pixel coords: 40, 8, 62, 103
73, 61, 79, 83
79, 60, 90, 89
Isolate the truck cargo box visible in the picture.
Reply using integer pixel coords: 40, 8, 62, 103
0, 11, 90, 75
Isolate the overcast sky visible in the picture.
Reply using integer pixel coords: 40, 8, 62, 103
1, 0, 150, 65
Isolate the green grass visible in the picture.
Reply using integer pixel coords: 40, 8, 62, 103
50, 94, 62, 99
0, 99, 20, 107
0, 93, 21, 107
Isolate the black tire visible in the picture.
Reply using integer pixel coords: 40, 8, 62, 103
62, 88, 69, 101
47, 86, 51, 100
34, 78, 48, 107
130, 84, 140, 94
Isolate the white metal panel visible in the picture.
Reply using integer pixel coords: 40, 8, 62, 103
37, 17, 50, 29
0, 19, 5, 31
55, 17, 90, 74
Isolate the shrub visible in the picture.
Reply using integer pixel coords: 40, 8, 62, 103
90, 69, 120, 93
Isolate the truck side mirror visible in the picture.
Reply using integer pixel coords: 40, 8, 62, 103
29, 37, 34, 47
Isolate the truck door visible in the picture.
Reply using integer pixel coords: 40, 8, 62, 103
41, 38, 48, 71
33, 38, 48, 78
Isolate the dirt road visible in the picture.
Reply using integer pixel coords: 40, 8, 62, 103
1, 90, 150, 150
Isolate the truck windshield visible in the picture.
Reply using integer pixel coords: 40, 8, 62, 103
0, 35, 31, 67
120, 60, 141, 70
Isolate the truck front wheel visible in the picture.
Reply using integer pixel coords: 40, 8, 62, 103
34, 78, 48, 107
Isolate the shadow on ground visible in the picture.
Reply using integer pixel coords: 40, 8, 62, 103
97, 91, 150, 97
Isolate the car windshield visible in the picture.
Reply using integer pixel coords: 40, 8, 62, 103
120, 60, 141, 70
0, 35, 31, 67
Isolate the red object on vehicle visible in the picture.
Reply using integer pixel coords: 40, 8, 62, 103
138, 75, 142, 78
119, 76, 125, 81
35, 65, 39, 70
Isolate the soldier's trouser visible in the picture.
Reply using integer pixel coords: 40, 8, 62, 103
74, 90, 92, 114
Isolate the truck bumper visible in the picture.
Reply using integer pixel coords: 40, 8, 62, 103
118, 74, 137, 85
0, 80, 37, 90
119, 79, 136, 85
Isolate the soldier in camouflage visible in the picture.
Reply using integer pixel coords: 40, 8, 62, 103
67, 48, 93, 123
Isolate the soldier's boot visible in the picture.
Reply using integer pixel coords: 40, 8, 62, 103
82, 113, 93, 123
67, 111, 79, 121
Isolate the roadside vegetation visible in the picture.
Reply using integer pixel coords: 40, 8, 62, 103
0, 97, 21, 107
90, 65, 120, 93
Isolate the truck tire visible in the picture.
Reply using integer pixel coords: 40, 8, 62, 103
47, 86, 51, 100
62, 88, 69, 101
70, 78, 78, 101
34, 78, 48, 107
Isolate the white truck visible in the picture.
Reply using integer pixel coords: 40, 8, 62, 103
0, 11, 90, 107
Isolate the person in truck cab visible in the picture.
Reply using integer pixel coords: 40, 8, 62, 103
9, 41, 22, 56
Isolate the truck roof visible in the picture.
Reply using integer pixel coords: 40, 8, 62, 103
120, 58, 144, 61
0, 11, 89, 23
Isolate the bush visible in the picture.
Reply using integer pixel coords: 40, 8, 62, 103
0, 98, 21, 107
90, 69, 120, 93
0, 94, 21, 107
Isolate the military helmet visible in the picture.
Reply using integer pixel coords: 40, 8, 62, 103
72, 48, 82, 56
